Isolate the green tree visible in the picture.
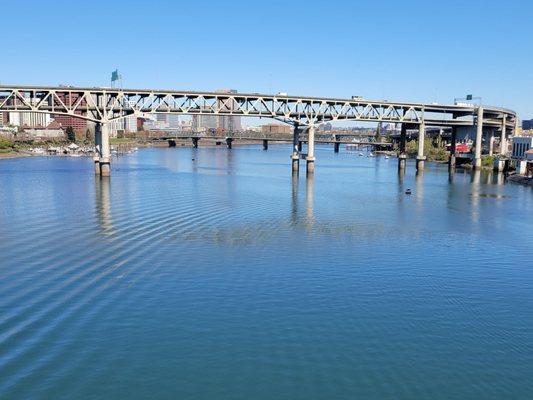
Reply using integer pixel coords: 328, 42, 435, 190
66, 126, 76, 142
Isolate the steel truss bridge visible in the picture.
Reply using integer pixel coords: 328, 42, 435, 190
0, 85, 519, 175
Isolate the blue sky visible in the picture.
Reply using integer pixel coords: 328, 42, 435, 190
1, 0, 532, 118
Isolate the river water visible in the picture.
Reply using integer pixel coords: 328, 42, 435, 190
0, 145, 532, 399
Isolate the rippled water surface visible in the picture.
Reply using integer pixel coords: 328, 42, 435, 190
1, 145, 532, 399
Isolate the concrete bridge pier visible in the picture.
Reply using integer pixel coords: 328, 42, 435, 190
292, 124, 300, 172
489, 130, 495, 156
474, 107, 483, 170
263, 139, 268, 150
192, 137, 199, 148
99, 122, 111, 177
333, 136, 340, 153
416, 122, 426, 171
500, 115, 507, 156
449, 127, 457, 169
226, 137, 233, 149
306, 125, 315, 174
398, 123, 407, 170
94, 123, 102, 175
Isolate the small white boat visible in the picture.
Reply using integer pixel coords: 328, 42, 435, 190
358, 152, 364, 156
385, 155, 390, 159
368, 152, 375, 157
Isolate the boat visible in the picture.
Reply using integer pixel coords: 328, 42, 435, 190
368, 152, 375, 157
405, 189, 412, 195
385, 155, 390, 159
358, 152, 364, 156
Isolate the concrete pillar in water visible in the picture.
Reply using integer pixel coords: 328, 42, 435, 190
306, 124, 315, 174
333, 136, 340, 153
226, 137, 233, 149
449, 126, 457, 169
99, 122, 111, 177
292, 124, 300, 172
416, 121, 426, 170
500, 114, 507, 156
398, 123, 407, 170
94, 122, 102, 175
263, 139, 268, 150
474, 106, 483, 170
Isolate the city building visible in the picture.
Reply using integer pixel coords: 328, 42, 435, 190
22, 121, 65, 140
216, 89, 242, 132
261, 124, 292, 135
7, 112, 51, 128
192, 108, 218, 132
511, 136, 533, 159
52, 91, 87, 133
522, 119, 533, 130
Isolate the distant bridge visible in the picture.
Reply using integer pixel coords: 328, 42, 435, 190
0, 85, 518, 175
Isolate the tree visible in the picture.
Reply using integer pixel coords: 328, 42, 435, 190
66, 126, 76, 142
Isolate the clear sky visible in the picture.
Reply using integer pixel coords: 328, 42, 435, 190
1, 0, 532, 118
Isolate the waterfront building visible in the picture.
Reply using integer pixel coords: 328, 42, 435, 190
22, 121, 65, 140
8, 112, 51, 128
522, 119, 533, 130
511, 136, 533, 159
52, 92, 87, 133
261, 124, 292, 135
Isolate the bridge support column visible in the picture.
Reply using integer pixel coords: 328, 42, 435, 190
306, 125, 315, 174
489, 130, 495, 156
449, 127, 457, 169
263, 139, 268, 150
292, 124, 300, 172
334, 136, 340, 153
474, 107, 483, 170
398, 123, 407, 170
192, 137, 199, 148
94, 123, 102, 175
99, 122, 111, 177
226, 138, 233, 149
500, 115, 507, 156
416, 122, 426, 170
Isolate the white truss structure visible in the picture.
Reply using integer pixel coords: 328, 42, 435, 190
0, 85, 517, 129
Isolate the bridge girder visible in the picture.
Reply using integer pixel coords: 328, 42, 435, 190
0, 85, 517, 130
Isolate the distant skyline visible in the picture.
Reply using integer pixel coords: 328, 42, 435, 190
1, 0, 532, 118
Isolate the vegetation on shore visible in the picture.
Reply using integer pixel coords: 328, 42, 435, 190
0, 137, 16, 154
406, 138, 448, 162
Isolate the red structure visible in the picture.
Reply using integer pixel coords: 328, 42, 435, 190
52, 92, 87, 133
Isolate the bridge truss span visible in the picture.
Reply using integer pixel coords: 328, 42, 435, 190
0, 85, 519, 175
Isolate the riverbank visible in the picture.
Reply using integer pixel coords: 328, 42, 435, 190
0, 151, 31, 160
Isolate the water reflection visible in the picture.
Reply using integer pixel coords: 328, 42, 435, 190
305, 173, 314, 225
94, 177, 113, 235
289, 172, 314, 228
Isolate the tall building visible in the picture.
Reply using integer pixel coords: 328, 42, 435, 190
52, 92, 87, 133
8, 112, 51, 128
216, 89, 242, 132
522, 119, 533, 130
192, 110, 218, 131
